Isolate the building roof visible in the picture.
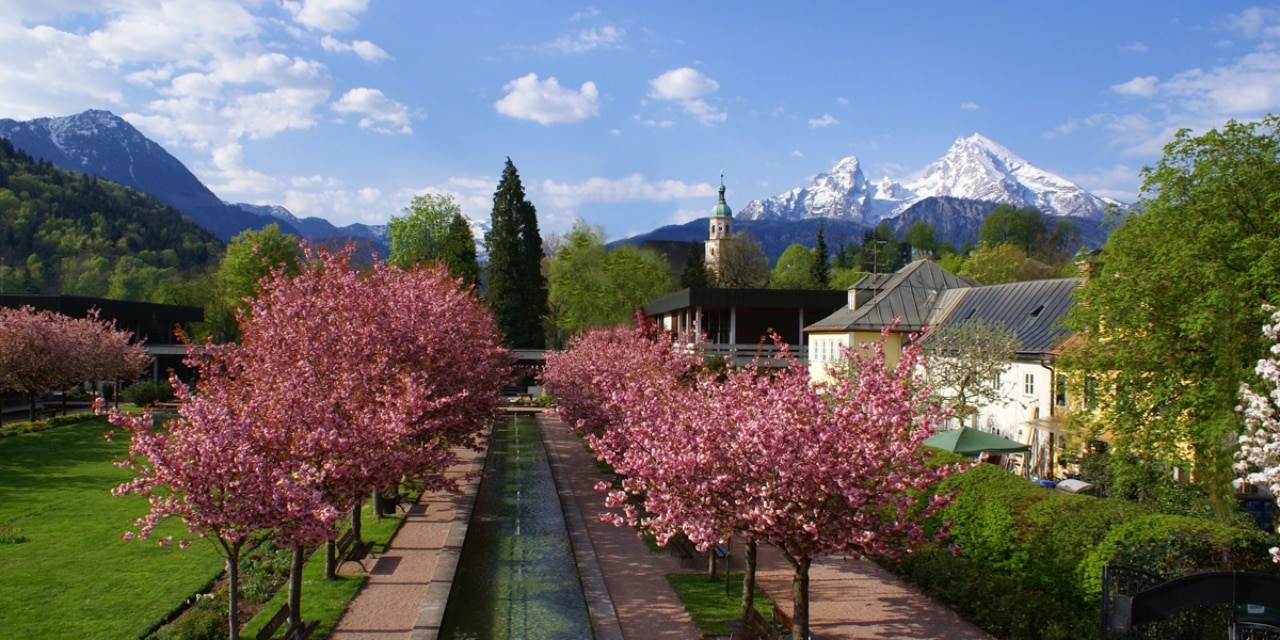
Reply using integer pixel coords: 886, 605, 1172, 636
710, 181, 732, 219
805, 259, 973, 333
924, 277, 1077, 356
645, 287, 847, 315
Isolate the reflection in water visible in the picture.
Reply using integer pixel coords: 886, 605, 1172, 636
439, 414, 594, 639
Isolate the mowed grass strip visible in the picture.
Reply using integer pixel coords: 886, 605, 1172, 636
240, 499, 408, 638
666, 571, 775, 638
0, 416, 224, 638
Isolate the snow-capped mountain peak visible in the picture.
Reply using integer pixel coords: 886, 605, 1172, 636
737, 133, 1115, 224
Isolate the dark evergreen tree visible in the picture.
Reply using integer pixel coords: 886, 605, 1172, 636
809, 222, 830, 288
680, 245, 710, 288
440, 211, 480, 288
483, 158, 548, 348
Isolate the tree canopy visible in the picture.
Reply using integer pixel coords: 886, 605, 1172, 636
483, 159, 548, 348
713, 231, 770, 288
0, 138, 222, 298
547, 223, 675, 337
1062, 116, 1280, 500
769, 243, 819, 289
922, 318, 1018, 424
387, 193, 460, 269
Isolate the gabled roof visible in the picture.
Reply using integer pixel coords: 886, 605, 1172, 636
924, 277, 1076, 356
804, 259, 974, 333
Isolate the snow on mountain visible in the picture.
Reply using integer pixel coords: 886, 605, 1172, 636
737, 133, 1116, 223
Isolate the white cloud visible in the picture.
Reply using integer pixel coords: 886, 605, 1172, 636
837, 96, 850, 106
790, 150, 805, 158
332, 87, 412, 134
808, 113, 839, 128
1222, 7, 1280, 39
283, 0, 369, 32
1112, 75, 1159, 97
320, 35, 390, 61
1119, 42, 1148, 53
648, 67, 726, 125
494, 73, 600, 125
960, 102, 979, 111
668, 207, 706, 224
570, 8, 601, 22
1070, 164, 1142, 203
205, 142, 278, 195
649, 67, 718, 100
539, 174, 716, 212
547, 26, 625, 53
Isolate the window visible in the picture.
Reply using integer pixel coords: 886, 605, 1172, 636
1054, 375, 1068, 407
1024, 373, 1035, 396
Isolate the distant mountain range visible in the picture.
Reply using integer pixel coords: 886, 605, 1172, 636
623, 134, 1119, 260
738, 133, 1122, 224
2, 110, 1118, 266
0, 110, 389, 250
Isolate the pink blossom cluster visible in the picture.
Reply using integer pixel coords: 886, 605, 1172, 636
0, 305, 151, 409
105, 246, 509, 549
1236, 304, 1280, 561
544, 322, 964, 637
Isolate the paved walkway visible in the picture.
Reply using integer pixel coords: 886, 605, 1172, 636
330, 409, 991, 640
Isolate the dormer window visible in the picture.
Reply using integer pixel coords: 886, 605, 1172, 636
1028, 304, 1045, 318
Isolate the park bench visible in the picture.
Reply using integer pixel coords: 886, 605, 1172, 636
772, 603, 821, 640
668, 536, 697, 567
335, 527, 375, 573
727, 606, 783, 640
256, 603, 318, 640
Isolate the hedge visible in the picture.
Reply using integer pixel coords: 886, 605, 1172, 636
894, 463, 1280, 640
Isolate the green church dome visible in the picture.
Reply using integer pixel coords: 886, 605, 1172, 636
710, 178, 732, 219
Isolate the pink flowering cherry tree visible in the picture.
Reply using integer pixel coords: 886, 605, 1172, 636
1236, 304, 1280, 562
598, 330, 961, 640
107, 245, 508, 635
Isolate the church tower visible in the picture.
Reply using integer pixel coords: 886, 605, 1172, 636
705, 173, 733, 276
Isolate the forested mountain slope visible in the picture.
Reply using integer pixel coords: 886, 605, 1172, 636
0, 138, 223, 298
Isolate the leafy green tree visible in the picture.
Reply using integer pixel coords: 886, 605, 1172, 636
1062, 117, 1280, 501
979, 205, 1046, 254
770, 243, 818, 289
210, 224, 303, 342
922, 318, 1018, 425
440, 211, 480, 288
548, 223, 674, 336
679, 245, 710, 288
387, 193, 459, 269
959, 242, 1044, 284
903, 220, 938, 258
859, 222, 904, 274
809, 222, 830, 288
484, 158, 548, 349
713, 231, 770, 289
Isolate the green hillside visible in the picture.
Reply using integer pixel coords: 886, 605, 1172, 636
0, 138, 223, 300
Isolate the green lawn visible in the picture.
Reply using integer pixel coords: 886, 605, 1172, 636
240, 506, 405, 639
0, 416, 225, 638
666, 572, 776, 637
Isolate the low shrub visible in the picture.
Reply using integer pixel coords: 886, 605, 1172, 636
893, 463, 1280, 640
151, 608, 224, 640
121, 381, 176, 407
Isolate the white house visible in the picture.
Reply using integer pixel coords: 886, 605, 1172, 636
923, 277, 1077, 479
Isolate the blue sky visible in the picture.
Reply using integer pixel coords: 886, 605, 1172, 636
2, 2, 1279, 240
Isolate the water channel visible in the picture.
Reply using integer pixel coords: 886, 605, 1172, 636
438, 413, 594, 639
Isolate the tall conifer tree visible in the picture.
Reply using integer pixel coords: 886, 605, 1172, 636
810, 222, 830, 288
484, 159, 548, 348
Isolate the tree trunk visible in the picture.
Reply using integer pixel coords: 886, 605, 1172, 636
288, 545, 305, 628
740, 537, 758, 623
226, 545, 242, 640
372, 488, 384, 522
351, 502, 363, 541
27, 393, 37, 423
792, 555, 812, 640
707, 547, 716, 578
324, 539, 336, 580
